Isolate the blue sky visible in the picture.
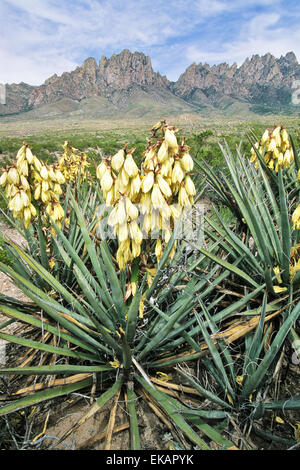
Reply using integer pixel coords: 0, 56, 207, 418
1, 0, 300, 85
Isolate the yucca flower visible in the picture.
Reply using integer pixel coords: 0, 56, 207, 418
157, 174, 172, 198
164, 128, 178, 153
0, 171, 7, 186
142, 171, 154, 193
2, 143, 66, 233
292, 205, 300, 230
111, 149, 125, 172
157, 140, 168, 163
172, 161, 184, 184
124, 153, 139, 178
7, 167, 19, 185
180, 150, 194, 172
96, 121, 196, 270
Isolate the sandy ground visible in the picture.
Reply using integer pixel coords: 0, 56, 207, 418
0, 222, 29, 366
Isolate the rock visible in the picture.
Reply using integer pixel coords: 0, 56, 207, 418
1, 50, 299, 116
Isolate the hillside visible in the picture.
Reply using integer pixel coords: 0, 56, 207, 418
1, 49, 300, 120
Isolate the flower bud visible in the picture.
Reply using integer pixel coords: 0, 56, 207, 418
157, 140, 168, 163
40, 166, 48, 180
155, 239, 163, 260
185, 176, 196, 196
157, 174, 172, 198
151, 183, 166, 209
101, 169, 113, 192
180, 152, 194, 172
178, 186, 191, 207
172, 161, 184, 184
142, 171, 154, 193
124, 154, 139, 178
164, 129, 178, 153
96, 161, 107, 180
25, 147, 34, 164
111, 149, 125, 172
7, 168, 19, 185
0, 171, 7, 186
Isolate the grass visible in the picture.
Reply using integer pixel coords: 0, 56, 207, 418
1, 114, 300, 170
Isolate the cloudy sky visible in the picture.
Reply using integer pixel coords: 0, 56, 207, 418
1, 0, 300, 85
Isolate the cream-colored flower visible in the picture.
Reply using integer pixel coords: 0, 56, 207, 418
157, 140, 169, 163
185, 176, 196, 196
180, 152, 194, 172
126, 197, 139, 220
261, 129, 270, 144
292, 204, 300, 230
124, 154, 139, 178
7, 168, 19, 185
142, 171, 154, 193
0, 172, 7, 186
40, 166, 49, 180
130, 174, 141, 199
96, 161, 107, 180
129, 220, 143, 243
155, 238, 163, 259
25, 147, 34, 164
164, 128, 178, 153
101, 169, 113, 192
151, 183, 166, 209
157, 174, 172, 198
178, 186, 191, 207
118, 222, 129, 242
111, 149, 125, 172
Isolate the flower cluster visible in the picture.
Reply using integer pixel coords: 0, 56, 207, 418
97, 121, 196, 270
250, 125, 294, 171
58, 141, 90, 183
0, 143, 65, 232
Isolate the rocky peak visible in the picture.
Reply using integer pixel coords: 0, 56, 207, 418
97, 49, 169, 90
1, 49, 299, 117
173, 51, 300, 106
26, 49, 170, 107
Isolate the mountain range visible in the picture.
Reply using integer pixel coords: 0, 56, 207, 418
1, 49, 300, 119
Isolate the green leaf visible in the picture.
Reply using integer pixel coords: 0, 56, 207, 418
0, 377, 93, 416
136, 376, 211, 450
0, 364, 112, 375
127, 386, 141, 450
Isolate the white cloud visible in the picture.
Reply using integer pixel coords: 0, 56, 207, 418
186, 11, 300, 68
0, 0, 298, 85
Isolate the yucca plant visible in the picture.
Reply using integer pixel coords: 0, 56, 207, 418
190, 126, 300, 447
177, 291, 300, 448
201, 130, 300, 293
0, 122, 244, 450
0, 142, 95, 296
1, 122, 299, 450
0, 188, 251, 449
